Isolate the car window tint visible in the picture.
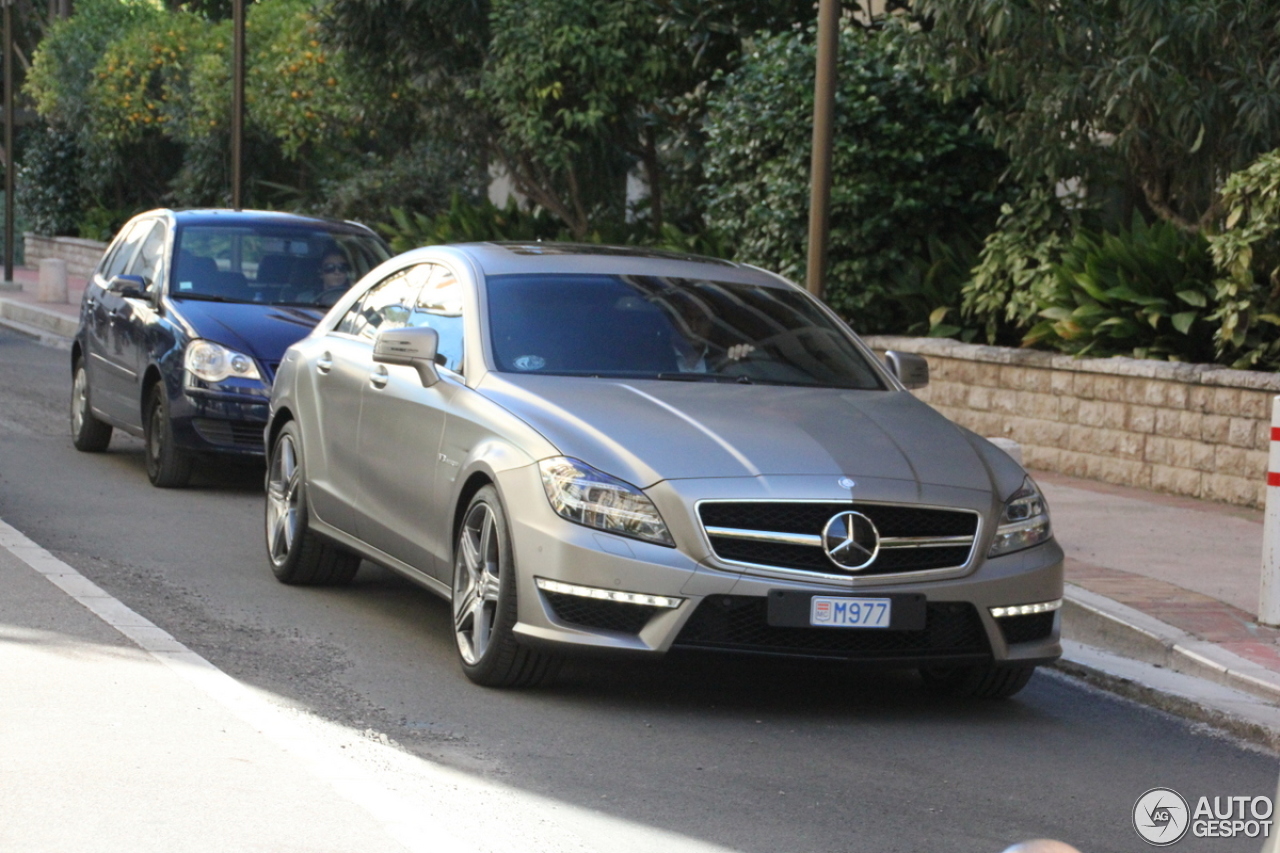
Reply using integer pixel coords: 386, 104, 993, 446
126, 220, 168, 290
410, 265, 465, 373
102, 221, 151, 280
336, 266, 422, 341
171, 225, 390, 304
486, 274, 885, 390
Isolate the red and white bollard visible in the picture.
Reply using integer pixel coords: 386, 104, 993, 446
1261, 396, 1280, 627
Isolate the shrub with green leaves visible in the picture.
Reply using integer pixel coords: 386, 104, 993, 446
702, 22, 1007, 334
1023, 216, 1216, 362
1207, 147, 1280, 369
16, 126, 83, 237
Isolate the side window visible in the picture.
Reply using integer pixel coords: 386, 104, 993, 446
410, 264, 465, 373
101, 221, 150, 280
334, 266, 423, 341
125, 221, 168, 290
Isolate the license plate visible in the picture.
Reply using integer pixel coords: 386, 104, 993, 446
809, 596, 891, 628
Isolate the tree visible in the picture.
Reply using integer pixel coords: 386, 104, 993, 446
914, 0, 1280, 233
702, 22, 1008, 332
477, 0, 683, 238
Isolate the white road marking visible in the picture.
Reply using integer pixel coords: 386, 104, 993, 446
0, 517, 739, 853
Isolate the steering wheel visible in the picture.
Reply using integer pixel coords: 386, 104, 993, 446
314, 287, 345, 308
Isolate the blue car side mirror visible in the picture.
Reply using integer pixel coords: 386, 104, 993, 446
107, 274, 148, 300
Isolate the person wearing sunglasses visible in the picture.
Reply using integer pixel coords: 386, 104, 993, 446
297, 248, 355, 307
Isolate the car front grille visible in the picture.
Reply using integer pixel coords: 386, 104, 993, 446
673, 596, 989, 661
996, 612, 1056, 645
698, 501, 980, 577
192, 418, 265, 450
544, 591, 656, 635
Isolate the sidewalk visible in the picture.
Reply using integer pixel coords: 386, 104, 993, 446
1038, 471, 1280, 744
0, 265, 86, 345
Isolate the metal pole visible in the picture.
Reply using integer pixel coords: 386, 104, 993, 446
230, 0, 245, 210
805, 0, 839, 300
4, 0, 14, 284
1261, 396, 1280, 626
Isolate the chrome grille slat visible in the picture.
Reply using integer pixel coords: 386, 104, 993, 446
703, 526, 973, 551
697, 500, 981, 579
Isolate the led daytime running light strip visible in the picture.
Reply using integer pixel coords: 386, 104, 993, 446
989, 599, 1063, 619
535, 577, 683, 610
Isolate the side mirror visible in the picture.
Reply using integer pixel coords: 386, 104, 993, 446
885, 350, 929, 389
373, 325, 441, 388
107, 274, 147, 299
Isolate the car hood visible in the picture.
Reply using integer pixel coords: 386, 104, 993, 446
477, 374, 998, 491
171, 299, 325, 362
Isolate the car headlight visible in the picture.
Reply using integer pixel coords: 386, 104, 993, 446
184, 340, 262, 383
988, 476, 1052, 557
538, 457, 675, 547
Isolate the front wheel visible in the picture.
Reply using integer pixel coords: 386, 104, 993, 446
452, 486, 559, 688
919, 663, 1036, 699
70, 358, 113, 452
144, 388, 193, 488
264, 421, 360, 586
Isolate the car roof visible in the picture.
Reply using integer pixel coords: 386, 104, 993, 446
146, 208, 382, 237
440, 241, 792, 288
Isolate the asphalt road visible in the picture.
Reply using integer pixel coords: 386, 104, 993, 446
0, 326, 1274, 853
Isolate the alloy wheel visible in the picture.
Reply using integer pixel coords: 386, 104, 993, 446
453, 502, 503, 665
71, 367, 89, 436
266, 432, 302, 566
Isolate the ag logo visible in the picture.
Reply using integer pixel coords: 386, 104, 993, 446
1133, 788, 1190, 846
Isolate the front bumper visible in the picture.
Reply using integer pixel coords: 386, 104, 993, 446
498, 467, 1063, 667
169, 380, 271, 458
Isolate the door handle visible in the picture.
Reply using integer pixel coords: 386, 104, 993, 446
316, 352, 333, 374
369, 365, 389, 388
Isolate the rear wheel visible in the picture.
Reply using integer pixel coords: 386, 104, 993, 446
265, 421, 360, 586
144, 387, 193, 488
452, 486, 559, 687
919, 663, 1036, 699
70, 358, 113, 452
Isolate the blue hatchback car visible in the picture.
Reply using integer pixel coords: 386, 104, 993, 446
70, 209, 391, 487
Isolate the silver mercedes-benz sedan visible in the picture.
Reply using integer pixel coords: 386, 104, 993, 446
264, 242, 1063, 696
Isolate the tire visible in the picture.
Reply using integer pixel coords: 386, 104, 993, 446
452, 486, 560, 688
70, 358, 113, 452
264, 421, 360, 586
144, 387, 193, 488
919, 663, 1037, 699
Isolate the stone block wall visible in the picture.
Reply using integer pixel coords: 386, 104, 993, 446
865, 335, 1280, 509
22, 234, 108, 281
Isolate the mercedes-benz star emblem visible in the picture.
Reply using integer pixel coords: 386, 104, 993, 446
821, 511, 880, 571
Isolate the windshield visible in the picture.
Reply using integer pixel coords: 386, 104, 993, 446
487, 274, 885, 390
170, 225, 391, 307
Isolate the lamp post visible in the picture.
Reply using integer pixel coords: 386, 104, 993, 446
230, 0, 245, 210
804, 0, 840, 301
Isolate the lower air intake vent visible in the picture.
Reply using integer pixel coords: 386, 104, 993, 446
674, 596, 989, 661
544, 591, 656, 635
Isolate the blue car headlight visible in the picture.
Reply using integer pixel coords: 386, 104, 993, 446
184, 339, 262, 383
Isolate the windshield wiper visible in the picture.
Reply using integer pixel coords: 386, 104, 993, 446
171, 293, 249, 303
653, 372, 742, 383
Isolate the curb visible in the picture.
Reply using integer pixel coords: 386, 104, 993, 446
1053, 643, 1280, 753
0, 296, 77, 342
1062, 583, 1280, 702
1060, 584, 1280, 749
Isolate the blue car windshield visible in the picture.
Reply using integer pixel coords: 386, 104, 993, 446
486, 273, 885, 390
170, 226, 390, 306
